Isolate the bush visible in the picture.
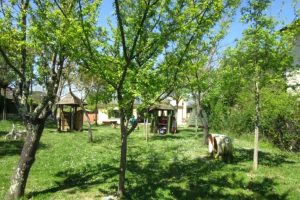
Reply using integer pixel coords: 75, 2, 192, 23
210, 87, 300, 151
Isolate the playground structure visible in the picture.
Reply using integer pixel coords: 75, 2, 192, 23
149, 103, 175, 134
57, 93, 86, 131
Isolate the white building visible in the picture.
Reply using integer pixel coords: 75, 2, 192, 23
285, 20, 300, 94
93, 99, 194, 126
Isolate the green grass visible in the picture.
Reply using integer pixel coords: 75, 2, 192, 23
0, 121, 299, 200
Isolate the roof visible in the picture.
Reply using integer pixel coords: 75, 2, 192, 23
57, 92, 87, 106
0, 88, 46, 103
149, 102, 174, 111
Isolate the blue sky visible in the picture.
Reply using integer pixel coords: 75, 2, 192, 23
224, 0, 299, 47
98, 0, 299, 48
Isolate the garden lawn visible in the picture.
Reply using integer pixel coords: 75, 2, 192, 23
0, 121, 299, 200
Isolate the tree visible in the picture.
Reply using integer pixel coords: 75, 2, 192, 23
0, 1, 96, 198
165, 3, 239, 144
212, 0, 295, 170
75, 0, 243, 196
241, 0, 274, 171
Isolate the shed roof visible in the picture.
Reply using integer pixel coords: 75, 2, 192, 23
57, 92, 87, 106
149, 102, 174, 111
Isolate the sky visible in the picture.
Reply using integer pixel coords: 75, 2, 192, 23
98, 0, 299, 48
224, 0, 299, 47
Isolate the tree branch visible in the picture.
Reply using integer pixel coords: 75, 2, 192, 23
129, 0, 151, 59
114, 0, 129, 62
0, 47, 25, 79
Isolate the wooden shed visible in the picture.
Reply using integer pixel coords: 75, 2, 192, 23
149, 102, 175, 134
57, 92, 86, 131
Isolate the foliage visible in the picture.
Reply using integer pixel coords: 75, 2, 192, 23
209, 12, 298, 150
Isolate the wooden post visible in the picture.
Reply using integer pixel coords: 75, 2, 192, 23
146, 118, 148, 142
144, 118, 146, 139
74, 107, 77, 130
167, 114, 171, 134
70, 106, 74, 131
195, 117, 198, 133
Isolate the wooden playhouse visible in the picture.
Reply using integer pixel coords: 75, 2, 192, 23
57, 93, 86, 131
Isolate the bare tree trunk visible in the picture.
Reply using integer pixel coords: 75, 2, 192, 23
53, 80, 65, 122
94, 88, 99, 125
83, 109, 93, 142
118, 110, 127, 197
196, 94, 209, 144
3, 87, 7, 120
253, 80, 260, 171
198, 105, 209, 145
5, 119, 46, 200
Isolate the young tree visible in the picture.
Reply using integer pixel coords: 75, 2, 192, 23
213, 0, 294, 170
240, 0, 272, 171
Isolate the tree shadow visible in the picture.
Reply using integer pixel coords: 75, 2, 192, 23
233, 148, 295, 167
124, 149, 290, 200
0, 140, 24, 157
150, 134, 183, 140
0, 130, 8, 137
27, 163, 119, 198
150, 131, 203, 141
0, 140, 48, 157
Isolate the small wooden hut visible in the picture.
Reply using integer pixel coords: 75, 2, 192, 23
149, 102, 175, 134
57, 93, 86, 131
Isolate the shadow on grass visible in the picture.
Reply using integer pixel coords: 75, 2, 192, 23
0, 130, 8, 137
0, 140, 24, 157
0, 140, 48, 157
233, 148, 295, 167
150, 131, 203, 141
125, 150, 290, 200
26, 133, 292, 200
27, 163, 119, 198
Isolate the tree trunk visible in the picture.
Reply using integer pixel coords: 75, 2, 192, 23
69, 90, 93, 142
198, 106, 209, 145
5, 119, 46, 200
3, 87, 7, 120
196, 94, 209, 144
253, 80, 260, 171
94, 92, 99, 125
118, 110, 127, 197
83, 109, 93, 143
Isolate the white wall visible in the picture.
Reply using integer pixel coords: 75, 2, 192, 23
170, 100, 188, 126
97, 107, 138, 125
287, 33, 300, 94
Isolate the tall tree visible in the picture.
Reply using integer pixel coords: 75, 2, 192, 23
0, 1, 97, 198
164, 3, 239, 144
76, 0, 241, 196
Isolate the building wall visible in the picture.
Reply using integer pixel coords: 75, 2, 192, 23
169, 100, 189, 126
95, 107, 138, 125
287, 33, 300, 94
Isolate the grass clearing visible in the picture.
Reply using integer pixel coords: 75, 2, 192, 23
0, 121, 299, 199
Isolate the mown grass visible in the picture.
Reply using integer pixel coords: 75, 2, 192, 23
0, 121, 299, 199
